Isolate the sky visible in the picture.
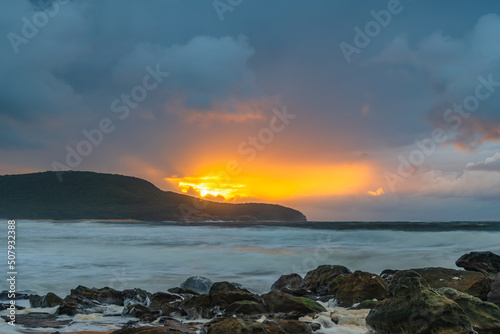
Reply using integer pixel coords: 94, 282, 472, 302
1, 0, 500, 221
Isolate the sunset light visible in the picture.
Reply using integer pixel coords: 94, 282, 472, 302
166, 163, 373, 201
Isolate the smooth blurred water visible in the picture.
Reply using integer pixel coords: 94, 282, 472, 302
1, 220, 500, 297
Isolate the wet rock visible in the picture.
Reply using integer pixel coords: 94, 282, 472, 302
437, 287, 500, 332
225, 300, 267, 316
205, 318, 268, 334
181, 286, 261, 319
180, 276, 213, 294
488, 273, 500, 307
0, 290, 33, 300
412, 267, 491, 300
261, 290, 325, 318
210, 281, 250, 293
268, 319, 313, 333
457, 251, 500, 277
0, 302, 25, 310
2, 312, 71, 328
29, 292, 63, 308
163, 318, 195, 333
148, 292, 184, 317
279, 287, 313, 297
58, 294, 106, 315
70, 285, 125, 305
168, 287, 199, 296
301, 265, 351, 295
112, 326, 191, 334
149, 292, 182, 307
366, 270, 474, 334
271, 273, 303, 291
122, 320, 141, 329
122, 303, 158, 320
328, 270, 388, 307
351, 299, 382, 310
123, 288, 152, 306
380, 269, 398, 282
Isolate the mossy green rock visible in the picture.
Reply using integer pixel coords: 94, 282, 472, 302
181, 288, 262, 319
206, 318, 269, 334
225, 300, 267, 315
351, 299, 382, 310
112, 326, 192, 334
205, 318, 312, 334
29, 292, 63, 308
71, 285, 124, 305
437, 287, 500, 332
412, 267, 491, 300
261, 291, 325, 317
366, 270, 474, 334
329, 270, 388, 307
302, 265, 351, 295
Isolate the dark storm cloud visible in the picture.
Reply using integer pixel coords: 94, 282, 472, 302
374, 13, 500, 148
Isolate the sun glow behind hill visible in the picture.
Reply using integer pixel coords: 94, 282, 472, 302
166, 163, 372, 201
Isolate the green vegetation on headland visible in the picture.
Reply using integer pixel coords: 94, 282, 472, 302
0, 171, 306, 222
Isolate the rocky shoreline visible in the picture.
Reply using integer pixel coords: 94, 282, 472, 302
2, 251, 500, 333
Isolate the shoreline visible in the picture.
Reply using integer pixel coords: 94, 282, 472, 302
3, 251, 499, 334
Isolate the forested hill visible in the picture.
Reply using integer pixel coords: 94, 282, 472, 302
0, 171, 307, 222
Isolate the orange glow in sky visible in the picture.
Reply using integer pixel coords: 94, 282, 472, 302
166, 163, 373, 200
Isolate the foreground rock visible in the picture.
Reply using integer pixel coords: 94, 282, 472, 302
181, 281, 262, 318
328, 270, 388, 307
29, 292, 63, 308
205, 318, 312, 334
58, 294, 106, 315
438, 287, 500, 333
412, 267, 491, 300
261, 290, 326, 318
456, 251, 500, 277
366, 270, 474, 334
70, 285, 125, 305
301, 265, 351, 295
2, 312, 71, 328
271, 273, 303, 291
489, 273, 500, 307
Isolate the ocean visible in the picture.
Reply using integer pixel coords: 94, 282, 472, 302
5, 220, 500, 297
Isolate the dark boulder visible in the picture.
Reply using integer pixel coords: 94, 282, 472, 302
328, 270, 388, 307
122, 304, 158, 319
70, 285, 124, 305
57, 295, 106, 315
181, 285, 261, 319
180, 276, 213, 294
205, 318, 313, 334
209, 281, 250, 294
225, 300, 267, 316
167, 287, 199, 296
205, 318, 269, 334
366, 270, 474, 334
488, 273, 500, 307
0, 290, 33, 300
412, 267, 491, 300
122, 288, 152, 306
261, 290, 325, 318
1, 312, 71, 328
271, 273, 303, 291
112, 325, 193, 334
456, 251, 500, 277
302, 265, 351, 295
29, 292, 63, 308
437, 287, 500, 333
